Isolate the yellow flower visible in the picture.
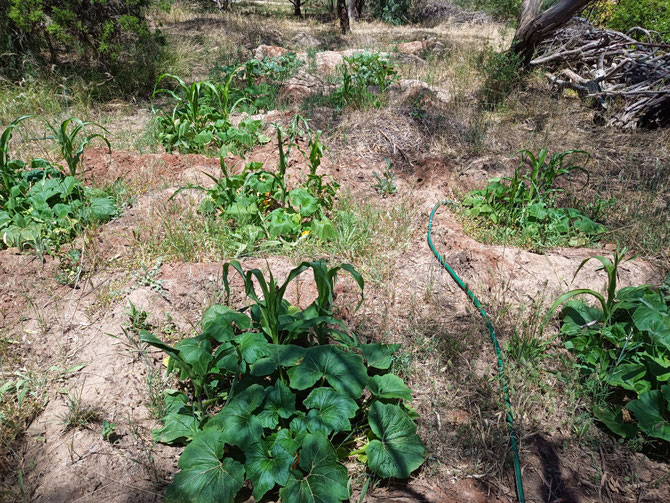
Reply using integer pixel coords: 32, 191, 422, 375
301, 230, 310, 237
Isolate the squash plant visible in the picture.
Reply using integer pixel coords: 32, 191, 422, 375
0, 116, 118, 252
141, 260, 425, 502
173, 116, 339, 248
548, 249, 670, 443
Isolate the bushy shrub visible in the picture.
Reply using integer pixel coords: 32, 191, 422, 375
454, 0, 522, 20
587, 0, 670, 42
480, 48, 522, 107
369, 0, 412, 25
0, 0, 164, 94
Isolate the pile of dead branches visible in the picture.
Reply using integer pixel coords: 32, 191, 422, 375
532, 18, 669, 129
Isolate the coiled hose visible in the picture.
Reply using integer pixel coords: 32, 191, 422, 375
428, 201, 525, 503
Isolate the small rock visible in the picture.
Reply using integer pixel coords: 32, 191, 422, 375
291, 32, 320, 49
254, 45, 290, 60
397, 40, 426, 56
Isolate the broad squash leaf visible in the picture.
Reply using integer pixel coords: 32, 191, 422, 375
250, 344, 306, 376
235, 332, 271, 364
303, 387, 358, 434
626, 390, 670, 441
206, 384, 265, 449
278, 433, 349, 503
289, 188, 319, 217
361, 343, 401, 369
258, 380, 296, 429
593, 404, 637, 439
367, 401, 425, 478
153, 409, 201, 445
164, 429, 245, 503
245, 438, 294, 500
201, 305, 251, 342
288, 345, 368, 398
367, 374, 413, 401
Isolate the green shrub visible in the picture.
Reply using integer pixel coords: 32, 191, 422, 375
461, 148, 605, 249
141, 259, 425, 502
602, 0, 670, 42
548, 250, 670, 444
332, 52, 398, 109
370, 0, 412, 25
1, 0, 163, 94
454, 0, 522, 20
480, 48, 523, 108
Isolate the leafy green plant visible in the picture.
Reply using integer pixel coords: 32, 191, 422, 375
480, 48, 523, 108
151, 71, 271, 155
211, 52, 304, 113
462, 148, 605, 249
140, 260, 425, 502
102, 419, 117, 443
173, 116, 339, 250
372, 159, 397, 196
332, 52, 398, 110
547, 247, 670, 444
0, 116, 118, 252
46, 118, 111, 177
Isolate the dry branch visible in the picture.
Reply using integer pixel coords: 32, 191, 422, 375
531, 18, 670, 128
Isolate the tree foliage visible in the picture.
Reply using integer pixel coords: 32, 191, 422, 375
0, 0, 164, 94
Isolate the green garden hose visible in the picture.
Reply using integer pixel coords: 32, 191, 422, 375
428, 201, 525, 503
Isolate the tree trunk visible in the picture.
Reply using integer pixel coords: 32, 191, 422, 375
293, 0, 301, 17
348, 0, 363, 20
338, 0, 350, 34
513, 0, 596, 63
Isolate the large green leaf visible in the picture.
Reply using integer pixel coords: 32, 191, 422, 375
287, 345, 368, 399
605, 363, 650, 395
361, 343, 401, 370
367, 374, 413, 401
303, 387, 358, 434
201, 305, 251, 342
235, 332, 271, 364
245, 438, 294, 500
289, 187, 319, 217
626, 390, 670, 441
206, 384, 265, 449
250, 344, 306, 376
164, 429, 245, 503
593, 404, 637, 439
258, 380, 296, 429
153, 409, 201, 445
278, 433, 350, 503
366, 402, 425, 478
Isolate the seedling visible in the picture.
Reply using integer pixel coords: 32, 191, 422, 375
372, 159, 397, 196
102, 419, 117, 443
45, 118, 111, 177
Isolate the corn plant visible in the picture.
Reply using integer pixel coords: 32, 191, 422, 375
546, 247, 670, 443
140, 260, 425, 502
151, 70, 270, 155
46, 118, 111, 177
0, 115, 33, 202
171, 117, 338, 252
1, 115, 118, 252
462, 148, 604, 249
